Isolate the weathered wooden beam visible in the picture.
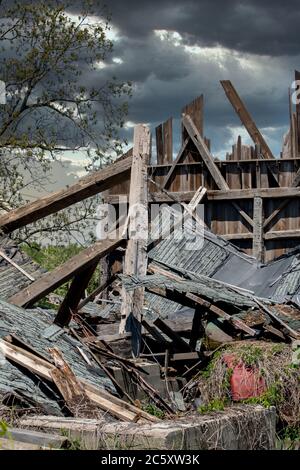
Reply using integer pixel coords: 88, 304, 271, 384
9, 236, 125, 307
295, 70, 300, 153
252, 196, 264, 262
222, 232, 253, 240
119, 125, 151, 349
220, 80, 275, 159
264, 229, 300, 240
224, 229, 300, 241
182, 114, 254, 228
49, 348, 97, 417
0, 153, 132, 233
54, 261, 99, 327
155, 123, 163, 164
182, 114, 229, 190
107, 187, 300, 205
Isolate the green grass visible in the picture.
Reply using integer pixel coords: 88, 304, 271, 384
198, 398, 229, 414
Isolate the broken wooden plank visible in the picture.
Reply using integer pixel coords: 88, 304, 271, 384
255, 300, 300, 340
119, 125, 151, 348
252, 196, 264, 262
0, 339, 157, 423
49, 348, 99, 417
220, 80, 274, 159
0, 153, 132, 233
9, 236, 124, 308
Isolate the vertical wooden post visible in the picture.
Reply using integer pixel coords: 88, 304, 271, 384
253, 196, 264, 263
119, 124, 151, 356
295, 70, 300, 154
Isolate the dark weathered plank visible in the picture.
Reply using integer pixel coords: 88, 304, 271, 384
163, 118, 173, 163
54, 261, 99, 327
155, 123, 164, 165
182, 95, 204, 142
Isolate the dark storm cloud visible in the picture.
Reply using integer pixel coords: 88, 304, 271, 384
76, 0, 298, 157
107, 0, 300, 57
2, 0, 299, 161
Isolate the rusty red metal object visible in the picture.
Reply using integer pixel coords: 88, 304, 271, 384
223, 353, 267, 401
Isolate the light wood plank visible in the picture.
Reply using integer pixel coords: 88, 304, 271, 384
119, 124, 151, 343
252, 196, 264, 262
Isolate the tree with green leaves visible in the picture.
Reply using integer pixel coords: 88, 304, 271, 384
0, 0, 131, 243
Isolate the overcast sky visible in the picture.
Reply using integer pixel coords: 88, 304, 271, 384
94, 0, 298, 161
15, 0, 300, 194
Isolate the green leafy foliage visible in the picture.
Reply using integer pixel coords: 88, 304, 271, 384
143, 403, 165, 419
0, 420, 8, 437
0, 0, 131, 243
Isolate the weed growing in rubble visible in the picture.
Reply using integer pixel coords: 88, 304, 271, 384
239, 345, 264, 367
0, 420, 7, 437
143, 403, 165, 419
242, 383, 282, 408
197, 398, 228, 414
60, 429, 82, 450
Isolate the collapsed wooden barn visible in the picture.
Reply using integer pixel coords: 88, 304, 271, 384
0, 76, 299, 449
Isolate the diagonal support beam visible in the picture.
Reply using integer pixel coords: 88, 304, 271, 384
8, 236, 125, 308
162, 137, 189, 189
220, 80, 275, 159
54, 260, 99, 327
182, 114, 229, 190
0, 152, 132, 234
183, 114, 253, 229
